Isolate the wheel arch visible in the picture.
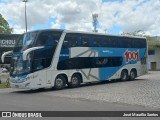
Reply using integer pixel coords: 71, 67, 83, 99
71, 72, 83, 83
130, 68, 137, 77
55, 73, 68, 84
120, 69, 129, 81
121, 69, 129, 75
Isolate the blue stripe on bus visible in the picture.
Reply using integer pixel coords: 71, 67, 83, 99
59, 47, 146, 80
90, 47, 146, 80
59, 48, 69, 61
99, 67, 120, 80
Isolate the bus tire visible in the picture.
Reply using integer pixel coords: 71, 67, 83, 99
54, 75, 66, 90
130, 69, 137, 80
68, 74, 81, 88
120, 70, 128, 81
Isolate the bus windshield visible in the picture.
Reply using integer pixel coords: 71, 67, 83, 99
14, 32, 37, 52
10, 55, 31, 77
10, 30, 63, 77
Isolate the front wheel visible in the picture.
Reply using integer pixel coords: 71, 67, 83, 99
54, 75, 66, 90
120, 70, 128, 81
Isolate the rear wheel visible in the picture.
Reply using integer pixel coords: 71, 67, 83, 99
130, 70, 137, 80
68, 74, 81, 88
120, 70, 128, 81
54, 75, 66, 90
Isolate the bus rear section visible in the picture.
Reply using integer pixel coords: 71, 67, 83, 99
57, 33, 147, 85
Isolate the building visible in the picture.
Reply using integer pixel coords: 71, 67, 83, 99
0, 34, 21, 64
148, 49, 160, 70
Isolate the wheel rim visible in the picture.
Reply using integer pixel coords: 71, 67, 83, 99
130, 71, 135, 79
56, 78, 63, 87
72, 77, 78, 85
122, 73, 126, 80
121, 71, 127, 80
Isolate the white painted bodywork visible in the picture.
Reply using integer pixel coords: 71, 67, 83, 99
8, 31, 148, 90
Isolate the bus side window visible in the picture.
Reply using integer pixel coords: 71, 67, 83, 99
76, 35, 82, 47
105, 36, 112, 47
127, 38, 133, 48
36, 35, 48, 46
98, 36, 106, 47
134, 38, 146, 48
62, 35, 70, 48
92, 36, 99, 47
69, 35, 77, 47
63, 34, 76, 48
45, 35, 55, 46
112, 38, 118, 47
82, 35, 90, 47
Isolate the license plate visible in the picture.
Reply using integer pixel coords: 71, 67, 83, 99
15, 85, 19, 88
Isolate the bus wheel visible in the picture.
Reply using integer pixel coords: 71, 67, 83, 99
120, 70, 128, 81
54, 75, 66, 90
130, 70, 137, 80
68, 74, 81, 88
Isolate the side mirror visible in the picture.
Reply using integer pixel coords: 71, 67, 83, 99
23, 46, 44, 61
1, 51, 12, 63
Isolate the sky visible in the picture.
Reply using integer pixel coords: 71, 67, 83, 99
0, 0, 160, 36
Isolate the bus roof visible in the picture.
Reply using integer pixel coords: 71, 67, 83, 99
64, 30, 146, 39
26, 29, 146, 39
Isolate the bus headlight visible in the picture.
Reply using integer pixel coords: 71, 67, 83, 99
10, 76, 29, 83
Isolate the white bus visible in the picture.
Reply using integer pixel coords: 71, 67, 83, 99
1, 29, 147, 90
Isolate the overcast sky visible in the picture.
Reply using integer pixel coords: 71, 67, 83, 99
0, 0, 160, 36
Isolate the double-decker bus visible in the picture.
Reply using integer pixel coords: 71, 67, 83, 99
1, 29, 147, 90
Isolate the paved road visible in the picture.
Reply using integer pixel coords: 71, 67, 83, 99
0, 89, 158, 120
0, 71, 160, 120
44, 71, 160, 109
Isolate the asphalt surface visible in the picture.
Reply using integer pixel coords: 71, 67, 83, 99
0, 71, 160, 120
44, 71, 160, 109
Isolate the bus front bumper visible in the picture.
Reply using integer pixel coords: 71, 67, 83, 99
10, 81, 31, 89
10, 76, 32, 89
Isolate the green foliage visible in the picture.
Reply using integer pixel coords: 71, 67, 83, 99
146, 36, 160, 50
121, 30, 144, 37
0, 14, 13, 34
0, 82, 10, 89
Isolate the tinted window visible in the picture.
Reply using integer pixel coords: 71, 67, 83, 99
148, 50, 155, 55
32, 31, 62, 72
82, 35, 90, 47
62, 33, 146, 48
133, 38, 146, 48
118, 38, 133, 48
36, 31, 61, 46
57, 57, 122, 70
117, 37, 146, 48
62, 34, 82, 48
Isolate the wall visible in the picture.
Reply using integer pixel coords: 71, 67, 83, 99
148, 49, 160, 70
0, 34, 20, 64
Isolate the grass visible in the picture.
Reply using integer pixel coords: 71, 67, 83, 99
0, 72, 10, 89
0, 82, 10, 89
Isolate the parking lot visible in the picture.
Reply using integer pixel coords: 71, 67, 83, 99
44, 71, 160, 109
0, 71, 160, 112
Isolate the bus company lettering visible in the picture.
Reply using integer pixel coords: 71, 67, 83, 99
124, 50, 139, 63
0, 39, 16, 47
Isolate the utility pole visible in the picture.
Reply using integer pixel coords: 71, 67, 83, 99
104, 29, 107, 34
92, 13, 98, 32
23, 0, 28, 33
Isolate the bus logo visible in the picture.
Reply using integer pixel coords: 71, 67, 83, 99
124, 50, 139, 63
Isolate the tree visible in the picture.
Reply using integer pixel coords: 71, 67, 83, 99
121, 30, 144, 37
0, 14, 13, 34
